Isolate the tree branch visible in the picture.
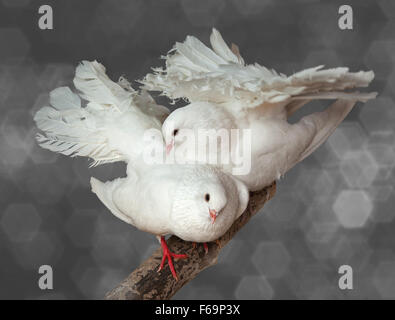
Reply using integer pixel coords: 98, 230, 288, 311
105, 182, 276, 300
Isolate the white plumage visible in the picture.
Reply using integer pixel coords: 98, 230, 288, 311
34, 29, 378, 280
90, 163, 248, 243
34, 60, 249, 279
141, 29, 377, 191
35, 61, 168, 167
142, 29, 375, 107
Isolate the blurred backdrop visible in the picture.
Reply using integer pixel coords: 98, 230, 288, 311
0, 0, 394, 299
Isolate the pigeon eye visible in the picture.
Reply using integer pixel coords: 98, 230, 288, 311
173, 129, 179, 136
205, 193, 210, 202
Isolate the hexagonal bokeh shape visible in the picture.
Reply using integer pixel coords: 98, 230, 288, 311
94, 267, 126, 299
359, 96, 395, 134
25, 164, 71, 205
12, 232, 63, 269
262, 191, 302, 226
28, 137, 59, 165
329, 234, 372, 269
0, 203, 42, 242
339, 150, 378, 188
292, 167, 336, 206
70, 262, 124, 299
70, 258, 103, 299
217, 239, 247, 275
251, 241, 291, 279
333, 190, 373, 229
288, 264, 332, 299
326, 121, 367, 159
312, 143, 340, 169
364, 133, 395, 169
302, 197, 340, 244
363, 40, 395, 81
0, 137, 29, 170
305, 220, 339, 245
370, 191, 395, 223
363, 131, 395, 182
235, 275, 274, 300
1, 108, 31, 152
369, 185, 394, 204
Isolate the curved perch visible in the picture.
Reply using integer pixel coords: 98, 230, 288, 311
105, 182, 276, 300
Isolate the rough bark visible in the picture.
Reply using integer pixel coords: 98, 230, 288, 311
105, 182, 276, 300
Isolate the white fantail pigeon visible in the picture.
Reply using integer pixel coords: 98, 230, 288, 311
34, 61, 249, 280
141, 29, 377, 191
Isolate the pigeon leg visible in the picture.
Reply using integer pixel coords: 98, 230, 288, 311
157, 236, 188, 280
192, 242, 209, 254
203, 242, 209, 254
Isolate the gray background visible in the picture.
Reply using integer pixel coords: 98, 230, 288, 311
0, 0, 394, 299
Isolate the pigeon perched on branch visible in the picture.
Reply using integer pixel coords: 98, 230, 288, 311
141, 29, 377, 191
34, 61, 249, 280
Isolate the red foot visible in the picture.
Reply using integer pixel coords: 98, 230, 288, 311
192, 242, 209, 254
157, 236, 188, 280
203, 242, 208, 254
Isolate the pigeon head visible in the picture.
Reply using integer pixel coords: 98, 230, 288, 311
173, 167, 227, 223
170, 165, 249, 242
162, 106, 194, 155
200, 180, 228, 224
162, 102, 232, 156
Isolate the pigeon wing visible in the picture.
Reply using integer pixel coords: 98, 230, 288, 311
141, 28, 376, 114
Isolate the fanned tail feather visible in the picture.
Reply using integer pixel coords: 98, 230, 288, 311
297, 100, 357, 162
34, 86, 124, 166
90, 177, 132, 224
73, 60, 135, 112
34, 60, 169, 166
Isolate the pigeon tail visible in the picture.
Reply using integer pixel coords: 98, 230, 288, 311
90, 177, 132, 225
297, 99, 357, 162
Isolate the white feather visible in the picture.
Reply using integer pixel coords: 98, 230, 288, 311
141, 29, 377, 109
73, 60, 134, 112
210, 28, 242, 64
155, 29, 377, 191
34, 61, 169, 166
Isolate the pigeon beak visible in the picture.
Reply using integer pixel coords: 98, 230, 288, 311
166, 140, 174, 155
209, 209, 217, 224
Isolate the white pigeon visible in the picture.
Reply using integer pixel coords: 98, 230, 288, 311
141, 28, 377, 191
34, 60, 249, 280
